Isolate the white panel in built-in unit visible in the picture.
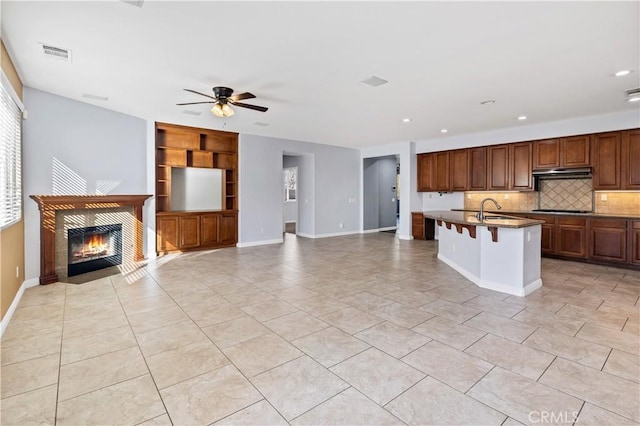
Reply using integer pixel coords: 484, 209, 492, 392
171, 167, 222, 211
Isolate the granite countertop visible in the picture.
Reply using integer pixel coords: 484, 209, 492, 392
421, 210, 544, 229
453, 209, 640, 220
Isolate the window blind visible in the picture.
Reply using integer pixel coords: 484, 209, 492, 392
0, 75, 22, 228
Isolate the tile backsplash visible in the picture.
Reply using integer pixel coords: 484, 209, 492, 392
464, 192, 537, 212
595, 191, 640, 215
539, 179, 592, 211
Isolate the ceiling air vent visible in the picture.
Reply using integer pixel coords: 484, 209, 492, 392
182, 110, 202, 116
253, 122, 270, 127
121, 0, 144, 7
361, 76, 388, 87
42, 44, 71, 62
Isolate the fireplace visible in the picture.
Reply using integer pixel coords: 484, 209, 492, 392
67, 224, 123, 277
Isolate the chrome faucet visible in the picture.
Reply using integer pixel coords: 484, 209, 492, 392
476, 198, 502, 221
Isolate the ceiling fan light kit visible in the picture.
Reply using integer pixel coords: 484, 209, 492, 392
177, 86, 268, 118
211, 102, 234, 118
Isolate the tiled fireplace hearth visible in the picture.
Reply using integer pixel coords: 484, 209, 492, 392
30, 194, 152, 284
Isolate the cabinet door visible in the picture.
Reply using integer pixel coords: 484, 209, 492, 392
589, 219, 627, 263
179, 216, 201, 248
622, 129, 640, 189
592, 132, 621, 190
434, 151, 451, 191
510, 142, 533, 190
467, 147, 487, 190
631, 221, 640, 266
528, 214, 556, 255
201, 214, 220, 246
487, 145, 509, 190
412, 212, 425, 240
562, 135, 590, 167
450, 149, 468, 191
220, 213, 237, 245
417, 154, 434, 192
556, 217, 587, 258
157, 216, 179, 253
533, 139, 560, 169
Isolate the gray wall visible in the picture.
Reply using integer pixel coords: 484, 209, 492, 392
363, 156, 397, 230
22, 87, 148, 281
239, 134, 360, 244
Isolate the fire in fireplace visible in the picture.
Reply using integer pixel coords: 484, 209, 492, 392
67, 224, 123, 277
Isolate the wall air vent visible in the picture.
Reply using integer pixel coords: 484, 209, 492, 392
42, 44, 71, 62
82, 93, 108, 101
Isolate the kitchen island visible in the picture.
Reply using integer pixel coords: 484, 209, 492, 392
422, 210, 545, 297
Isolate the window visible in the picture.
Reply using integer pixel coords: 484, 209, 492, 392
284, 167, 297, 202
0, 72, 23, 228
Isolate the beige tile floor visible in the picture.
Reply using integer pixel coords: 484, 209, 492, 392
2, 233, 640, 425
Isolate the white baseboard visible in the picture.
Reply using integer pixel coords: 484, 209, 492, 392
397, 234, 413, 240
361, 226, 397, 234
236, 238, 283, 248
1, 278, 39, 337
298, 230, 361, 239
437, 253, 481, 284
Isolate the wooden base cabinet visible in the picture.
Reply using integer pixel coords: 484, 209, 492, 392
589, 219, 627, 263
631, 221, 640, 266
556, 217, 587, 259
527, 214, 556, 255
157, 211, 237, 254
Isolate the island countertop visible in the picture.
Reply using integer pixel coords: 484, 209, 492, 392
421, 210, 544, 229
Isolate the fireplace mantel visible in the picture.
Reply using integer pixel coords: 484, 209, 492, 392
30, 194, 152, 284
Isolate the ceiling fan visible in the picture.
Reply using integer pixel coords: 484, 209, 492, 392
177, 86, 268, 117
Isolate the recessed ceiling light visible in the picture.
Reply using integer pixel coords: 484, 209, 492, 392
82, 93, 108, 101
517, 116, 527, 121
440, 129, 448, 133
480, 100, 496, 105
402, 118, 411, 123
361, 76, 389, 87
614, 70, 632, 77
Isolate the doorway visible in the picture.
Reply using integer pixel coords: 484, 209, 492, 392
363, 155, 400, 232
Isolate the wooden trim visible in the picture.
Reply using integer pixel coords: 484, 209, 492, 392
30, 194, 152, 285
487, 226, 499, 242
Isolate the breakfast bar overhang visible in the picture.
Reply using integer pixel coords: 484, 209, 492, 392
422, 211, 545, 297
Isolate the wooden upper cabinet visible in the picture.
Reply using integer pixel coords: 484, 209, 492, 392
593, 132, 622, 190
533, 139, 561, 169
468, 147, 487, 190
417, 153, 434, 192
434, 151, 451, 191
450, 149, 468, 191
622, 129, 640, 189
562, 135, 590, 167
510, 142, 533, 190
487, 144, 510, 190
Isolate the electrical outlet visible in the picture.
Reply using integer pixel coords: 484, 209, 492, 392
527, 231, 531, 242
16, 266, 19, 278
504, 193, 510, 200
600, 193, 607, 201
467, 194, 471, 199
260, 227, 264, 234
339, 222, 344, 228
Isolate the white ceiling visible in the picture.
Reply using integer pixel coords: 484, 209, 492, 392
2, 1, 639, 148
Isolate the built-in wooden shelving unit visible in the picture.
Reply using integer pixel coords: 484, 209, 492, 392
155, 122, 238, 254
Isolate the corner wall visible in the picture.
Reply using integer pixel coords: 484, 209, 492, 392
22, 88, 148, 282
1, 39, 25, 321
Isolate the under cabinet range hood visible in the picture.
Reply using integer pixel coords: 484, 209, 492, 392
533, 167, 592, 191
532, 167, 592, 178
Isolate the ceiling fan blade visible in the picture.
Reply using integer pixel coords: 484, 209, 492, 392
176, 101, 217, 106
229, 101, 268, 112
183, 89, 217, 100
229, 92, 256, 101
